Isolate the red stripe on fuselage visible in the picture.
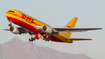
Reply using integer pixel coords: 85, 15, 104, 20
7, 16, 42, 33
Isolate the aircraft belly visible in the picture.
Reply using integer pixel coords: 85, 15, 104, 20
49, 35, 73, 43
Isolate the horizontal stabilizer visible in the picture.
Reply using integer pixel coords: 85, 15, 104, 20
68, 38, 92, 41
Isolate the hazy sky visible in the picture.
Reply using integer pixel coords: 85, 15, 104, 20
0, 0, 105, 59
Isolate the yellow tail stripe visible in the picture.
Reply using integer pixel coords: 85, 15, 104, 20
58, 17, 78, 41
65, 17, 78, 28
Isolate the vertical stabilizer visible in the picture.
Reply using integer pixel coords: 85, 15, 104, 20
59, 17, 78, 38
65, 17, 78, 28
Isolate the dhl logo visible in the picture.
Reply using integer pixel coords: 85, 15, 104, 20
21, 14, 41, 26
21, 14, 34, 24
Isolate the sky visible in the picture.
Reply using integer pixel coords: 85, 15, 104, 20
0, 0, 105, 59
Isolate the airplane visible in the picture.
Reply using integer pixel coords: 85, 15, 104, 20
4, 9, 102, 43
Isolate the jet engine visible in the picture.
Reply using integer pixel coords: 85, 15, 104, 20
42, 26, 53, 34
9, 26, 20, 34
9, 26, 27, 34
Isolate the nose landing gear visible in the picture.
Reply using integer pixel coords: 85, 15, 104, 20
8, 21, 12, 26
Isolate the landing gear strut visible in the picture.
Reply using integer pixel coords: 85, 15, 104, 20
43, 35, 50, 41
29, 35, 35, 42
8, 21, 12, 26
45, 38, 50, 41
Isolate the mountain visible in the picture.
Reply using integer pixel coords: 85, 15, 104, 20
0, 37, 92, 59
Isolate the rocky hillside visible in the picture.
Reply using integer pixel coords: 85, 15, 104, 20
0, 37, 92, 59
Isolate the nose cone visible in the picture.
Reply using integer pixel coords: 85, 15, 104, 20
5, 12, 9, 17
6, 12, 11, 22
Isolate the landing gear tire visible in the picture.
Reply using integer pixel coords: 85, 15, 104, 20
44, 38, 49, 41
29, 38, 33, 42
29, 38, 35, 42
8, 24, 12, 26
31, 38, 35, 41
46, 39, 50, 41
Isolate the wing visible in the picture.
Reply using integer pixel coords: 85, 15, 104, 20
53, 28, 102, 33
4, 29, 10, 31
4, 27, 33, 34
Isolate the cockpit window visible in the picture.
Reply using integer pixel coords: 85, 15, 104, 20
8, 10, 15, 13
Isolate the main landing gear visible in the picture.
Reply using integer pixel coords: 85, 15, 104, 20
8, 21, 12, 26
43, 38, 50, 41
29, 35, 35, 42
43, 35, 50, 41
29, 38, 35, 42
